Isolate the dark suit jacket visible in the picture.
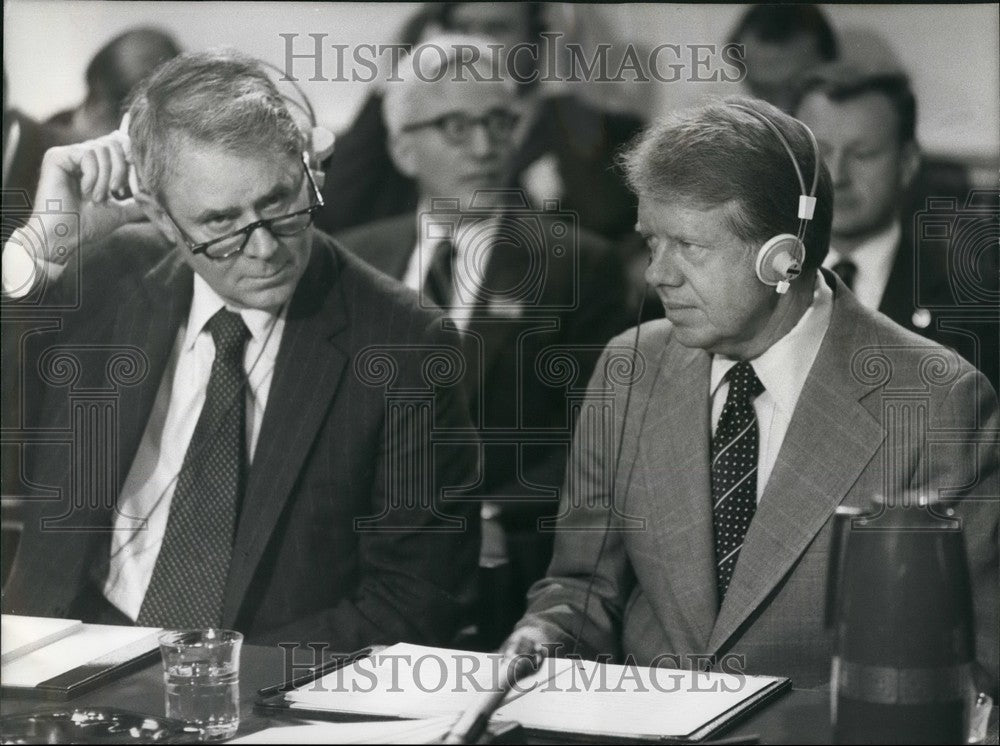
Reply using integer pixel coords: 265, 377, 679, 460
316, 93, 643, 240
336, 212, 632, 584
520, 271, 999, 690
880, 195, 999, 392
1, 225, 480, 651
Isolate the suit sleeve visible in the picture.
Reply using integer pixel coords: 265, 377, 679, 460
514, 341, 639, 661
924, 368, 999, 694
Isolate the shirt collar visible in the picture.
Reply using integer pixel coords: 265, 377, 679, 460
711, 270, 834, 417
825, 220, 901, 271
183, 273, 282, 351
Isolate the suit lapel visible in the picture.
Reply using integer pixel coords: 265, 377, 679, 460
708, 276, 886, 654
635, 339, 719, 648
222, 241, 349, 623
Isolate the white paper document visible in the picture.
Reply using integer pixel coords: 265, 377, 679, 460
284, 642, 574, 719
0, 619, 160, 688
230, 716, 458, 744
494, 658, 782, 738
278, 642, 786, 741
1, 615, 82, 664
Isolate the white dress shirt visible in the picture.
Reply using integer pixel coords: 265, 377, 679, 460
710, 271, 834, 502
823, 221, 901, 310
103, 274, 286, 620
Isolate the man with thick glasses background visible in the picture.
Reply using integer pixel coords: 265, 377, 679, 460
1, 51, 480, 651
336, 36, 631, 649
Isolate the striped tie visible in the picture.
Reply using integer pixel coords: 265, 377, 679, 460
711, 361, 764, 605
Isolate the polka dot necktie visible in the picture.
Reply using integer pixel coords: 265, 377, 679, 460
711, 361, 765, 605
424, 240, 457, 308
138, 309, 250, 628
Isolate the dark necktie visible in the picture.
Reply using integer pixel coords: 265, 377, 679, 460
424, 240, 457, 308
711, 361, 765, 605
138, 309, 250, 627
831, 258, 857, 291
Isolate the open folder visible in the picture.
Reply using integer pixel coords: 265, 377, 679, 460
256, 643, 789, 742
0, 615, 161, 699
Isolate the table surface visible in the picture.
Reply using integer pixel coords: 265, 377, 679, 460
0, 644, 840, 744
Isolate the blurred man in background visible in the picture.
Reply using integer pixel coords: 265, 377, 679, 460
794, 63, 999, 390
727, 4, 837, 113
336, 35, 631, 648
48, 27, 180, 142
317, 2, 644, 241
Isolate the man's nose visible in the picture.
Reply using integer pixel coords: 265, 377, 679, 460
645, 248, 683, 288
466, 123, 496, 159
242, 223, 282, 260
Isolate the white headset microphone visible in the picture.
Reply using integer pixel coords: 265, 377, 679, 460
561, 103, 823, 664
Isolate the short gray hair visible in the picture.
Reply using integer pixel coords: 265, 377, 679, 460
382, 33, 518, 137
127, 49, 305, 198
619, 96, 833, 272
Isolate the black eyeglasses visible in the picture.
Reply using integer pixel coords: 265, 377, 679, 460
164, 154, 325, 260
400, 109, 521, 146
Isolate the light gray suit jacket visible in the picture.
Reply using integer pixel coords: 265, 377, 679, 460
519, 271, 999, 690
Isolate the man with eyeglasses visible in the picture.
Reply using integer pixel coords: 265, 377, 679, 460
1, 51, 480, 651
336, 35, 631, 649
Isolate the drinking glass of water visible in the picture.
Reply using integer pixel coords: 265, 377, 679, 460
158, 629, 243, 741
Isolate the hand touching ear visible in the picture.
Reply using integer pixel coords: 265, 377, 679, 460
2, 131, 147, 298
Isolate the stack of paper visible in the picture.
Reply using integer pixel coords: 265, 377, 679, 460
1, 614, 161, 696
1, 616, 81, 664
272, 642, 789, 742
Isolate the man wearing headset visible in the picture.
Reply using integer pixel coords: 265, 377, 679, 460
503, 97, 998, 690
1, 51, 479, 651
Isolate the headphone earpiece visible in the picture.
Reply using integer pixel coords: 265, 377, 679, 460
755, 234, 805, 295
727, 102, 821, 295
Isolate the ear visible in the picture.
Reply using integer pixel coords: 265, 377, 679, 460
388, 132, 419, 178
899, 140, 921, 191
132, 190, 178, 247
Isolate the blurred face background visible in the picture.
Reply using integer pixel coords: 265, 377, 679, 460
796, 91, 918, 245
391, 69, 519, 210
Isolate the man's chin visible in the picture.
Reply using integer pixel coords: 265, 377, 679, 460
229, 278, 298, 312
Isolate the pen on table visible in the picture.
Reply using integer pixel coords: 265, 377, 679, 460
256, 646, 373, 697
442, 639, 545, 745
